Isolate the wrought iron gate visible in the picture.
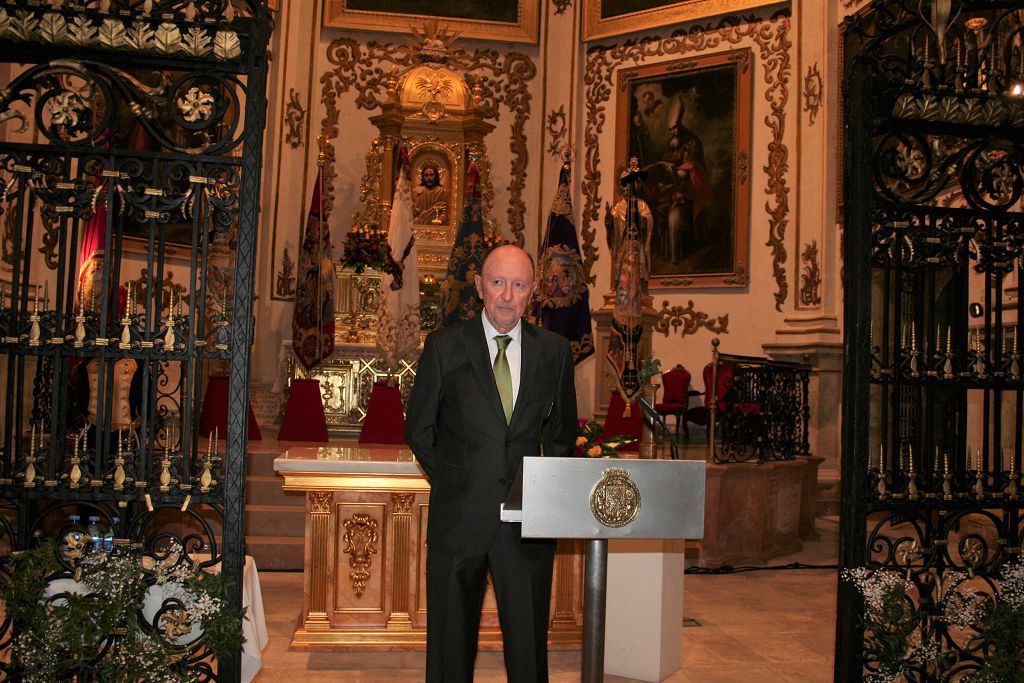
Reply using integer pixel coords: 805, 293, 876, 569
840, 1, 1024, 680
0, 1, 270, 680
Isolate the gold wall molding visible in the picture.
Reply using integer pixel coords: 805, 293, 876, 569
285, 87, 306, 149
803, 62, 822, 126
318, 37, 537, 245
654, 299, 729, 339
581, 9, 792, 306
342, 513, 379, 599
799, 240, 822, 307
546, 105, 568, 157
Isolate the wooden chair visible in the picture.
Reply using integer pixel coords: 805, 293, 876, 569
654, 364, 694, 440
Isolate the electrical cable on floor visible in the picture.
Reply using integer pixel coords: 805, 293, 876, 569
685, 562, 839, 575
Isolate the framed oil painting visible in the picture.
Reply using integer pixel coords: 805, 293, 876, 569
584, 0, 779, 42
324, 0, 539, 43
615, 49, 752, 289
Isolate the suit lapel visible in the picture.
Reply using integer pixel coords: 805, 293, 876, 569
464, 317, 506, 424
511, 322, 539, 427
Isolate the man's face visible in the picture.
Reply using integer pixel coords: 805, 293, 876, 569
475, 245, 535, 334
421, 167, 438, 188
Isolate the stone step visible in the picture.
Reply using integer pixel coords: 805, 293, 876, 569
245, 504, 306, 537
245, 535, 304, 571
246, 475, 304, 507
246, 447, 284, 477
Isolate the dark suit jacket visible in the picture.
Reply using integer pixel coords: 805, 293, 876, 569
405, 316, 578, 557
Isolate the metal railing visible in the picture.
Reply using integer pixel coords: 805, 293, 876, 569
707, 339, 811, 464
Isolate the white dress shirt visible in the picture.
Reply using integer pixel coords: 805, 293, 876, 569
481, 312, 523, 410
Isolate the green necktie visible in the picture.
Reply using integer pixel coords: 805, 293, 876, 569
493, 334, 513, 424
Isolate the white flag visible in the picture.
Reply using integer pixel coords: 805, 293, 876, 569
377, 164, 420, 371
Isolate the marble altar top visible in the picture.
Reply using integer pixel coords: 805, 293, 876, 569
273, 445, 425, 475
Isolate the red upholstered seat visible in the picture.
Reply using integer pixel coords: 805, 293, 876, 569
359, 380, 406, 444
198, 375, 262, 440
654, 364, 692, 439
279, 378, 329, 442
602, 389, 641, 452
683, 361, 736, 439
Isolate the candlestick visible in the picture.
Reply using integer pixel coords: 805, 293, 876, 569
876, 442, 888, 499
942, 453, 952, 500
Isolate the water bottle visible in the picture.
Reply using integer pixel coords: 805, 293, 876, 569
68, 514, 83, 545
87, 515, 102, 553
104, 516, 118, 553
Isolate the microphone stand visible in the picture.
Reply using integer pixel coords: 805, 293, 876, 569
636, 395, 679, 460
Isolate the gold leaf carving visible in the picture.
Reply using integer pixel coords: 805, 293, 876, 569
309, 491, 332, 513
284, 88, 306, 150
581, 10, 791, 307
182, 26, 212, 57
67, 15, 97, 47
154, 22, 181, 55
98, 18, 127, 50
0, 10, 10, 40
343, 513, 379, 599
391, 493, 414, 514
214, 30, 241, 61
654, 299, 729, 339
37, 12, 66, 45
319, 37, 536, 244
125, 19, 153, 51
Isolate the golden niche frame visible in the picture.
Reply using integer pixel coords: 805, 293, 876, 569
614, 49, 752, 290
583, 0, 779, 42
323, 0, 540, 44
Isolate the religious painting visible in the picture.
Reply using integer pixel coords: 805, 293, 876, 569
583, 0, 778, 42
615, 49, 752, 289
411, 153, 454, 228
323, 0, 540, 44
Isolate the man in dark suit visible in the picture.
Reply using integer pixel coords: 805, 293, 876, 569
405, 244, 578, 683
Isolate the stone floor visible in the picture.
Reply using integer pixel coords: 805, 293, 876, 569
251, 518, 839, 682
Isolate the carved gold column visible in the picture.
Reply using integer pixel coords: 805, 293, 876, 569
386, 493, 415, 630
549, 539, 580, 639
306, 491, 333, 628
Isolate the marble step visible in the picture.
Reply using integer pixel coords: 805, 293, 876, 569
246, 475, 304, 507
245, 504, 305, 537
245, 535, 304, 571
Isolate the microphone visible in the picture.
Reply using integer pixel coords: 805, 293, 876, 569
537, 401, 555, 457
636, 395, 679, 460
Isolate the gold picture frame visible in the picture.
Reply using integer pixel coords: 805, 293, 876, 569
615, 49, 752, 289
584, 0, 778, 42
324, 0, 540, 44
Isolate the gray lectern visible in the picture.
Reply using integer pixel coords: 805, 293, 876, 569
502, 456, 706, 683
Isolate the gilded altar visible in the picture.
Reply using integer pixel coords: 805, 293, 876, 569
274, 446, 585, 650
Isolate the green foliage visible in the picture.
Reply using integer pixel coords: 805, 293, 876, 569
0, 541, 244, 681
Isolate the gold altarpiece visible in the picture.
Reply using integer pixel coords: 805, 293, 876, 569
293, 55, 499, 434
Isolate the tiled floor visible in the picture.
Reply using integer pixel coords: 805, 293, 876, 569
252, 519, 839, 682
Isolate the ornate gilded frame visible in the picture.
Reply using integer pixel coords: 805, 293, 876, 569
323, 0, 540, 44
583, 0, 778, 41
615, 49, 752, 290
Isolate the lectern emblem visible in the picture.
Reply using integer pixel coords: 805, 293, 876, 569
589, 467, 641, 528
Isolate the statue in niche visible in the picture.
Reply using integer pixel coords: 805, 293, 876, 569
412, 162, 450, 225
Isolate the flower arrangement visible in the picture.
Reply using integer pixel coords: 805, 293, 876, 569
0, 540, 244, 682
942, 558, 1024, 682
843, 567, 936, 683
575, 418, 637, 458
844, 557, 1024, 682
341, 223, 391, 274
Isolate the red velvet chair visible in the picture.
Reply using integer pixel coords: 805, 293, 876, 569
602, 389, 641, 452
683, 361, 735, 440
654, 364, 692, 440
